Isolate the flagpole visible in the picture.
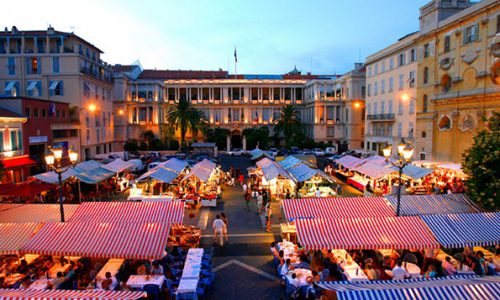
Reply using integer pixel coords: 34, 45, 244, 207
234, 47, 238, 79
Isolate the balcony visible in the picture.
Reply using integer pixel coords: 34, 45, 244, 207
367, 113, 395, 122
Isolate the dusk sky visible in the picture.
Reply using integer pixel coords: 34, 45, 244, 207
5, 0, 429, 75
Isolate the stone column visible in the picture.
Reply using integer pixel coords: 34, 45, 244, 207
226, 135, 231, 152
242, 135, 247, 150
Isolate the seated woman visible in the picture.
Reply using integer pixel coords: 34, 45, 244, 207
425, 264, 437, 279
364, 264, 379, 280
150, 261, 164, 276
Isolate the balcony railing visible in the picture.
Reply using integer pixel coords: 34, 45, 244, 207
367, 113, 395, 121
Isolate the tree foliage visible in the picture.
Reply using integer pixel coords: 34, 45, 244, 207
204, 127, 230, 150
141, 130, 156, 150
462, 112, 500, 210
124, 139, 138, 151
243, 127, 271, 149
167, 98, 205, 148
273, 105, 304, 148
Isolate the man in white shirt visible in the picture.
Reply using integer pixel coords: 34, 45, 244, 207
315, 188, 321, 197
243, 183, 248, 193
213, 215, 226, 246
392, 261, 410, 280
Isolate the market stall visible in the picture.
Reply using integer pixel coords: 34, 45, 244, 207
0, 289, 147, 300
181, 159, 218, 207
0, 204, 80, 223
0, 223, 41, 255
167, 224, 202, 249
255, 158, 296, 197
421, 212, 500, 248
384, 194, 480, 216
102, 158, 135, 191
249, 148, 272, 161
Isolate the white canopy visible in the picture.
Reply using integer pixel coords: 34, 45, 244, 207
182, 159, 216, 182
34, 169, 78, 184
102, 158, 134, 173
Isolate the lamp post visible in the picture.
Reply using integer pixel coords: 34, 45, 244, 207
45, 146, 78, 222
383, 139, 414, 216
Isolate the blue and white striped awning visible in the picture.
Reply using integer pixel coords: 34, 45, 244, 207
317, 275, 500, 300
421, 212, 500, 248
385, 194, 480, 216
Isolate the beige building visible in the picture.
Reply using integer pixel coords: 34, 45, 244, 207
113, 65, 365, 151
364, 32, 419, 158
416, 0, 500, 162
0, 26, 114, 160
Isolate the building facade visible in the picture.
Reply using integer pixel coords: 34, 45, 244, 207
0, 26, 114, 161
364, 32, 419, 158
416, 0, 500, 162
113, 65, 366, 152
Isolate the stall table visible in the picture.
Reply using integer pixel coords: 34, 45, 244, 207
29, 278, 50, 290
332, 249, 369, 282
385, 262, 421, 279
176, 278, 199, 300
346, 177, 366, 191
285, 268, 312, 287
126, 275, 165, 290
181, 248, 203, 280
280, 224, 297, 243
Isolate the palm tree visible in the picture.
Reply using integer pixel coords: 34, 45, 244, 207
167, 98, 205, 147
274, 105, 303, 148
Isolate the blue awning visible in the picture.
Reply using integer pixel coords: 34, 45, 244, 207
385, 194, 481, 216
278, 156, 303, 169
286, 163, 333, 183
317, 275, 500, 300
161, 158, 188, 174
394, 164, 433, 179
249, 148, 272, 160
148, 167, 179, 184
74, 167, 114, 184
421, 212, 500, 248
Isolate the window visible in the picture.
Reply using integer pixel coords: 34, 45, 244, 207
409, 99, 415, 114
423, 67, 429, 84
398, 74, 404, 90
388, 99, 393, 114
409, 122, 414, 138
26, 57, 40, 74
367, 66, 371, 77
420, 153, 426, 160
423, 95, 428, 112
5, 81, 18, 96
33, 108, 39, 117
202, 88, 209, 100
398, 99, 403, 115
421, 131, 427, 138
463, 24, 479, 44
374, 64, 378, 74
389, 77, 394, 92
381, 101, 385, 114
374, 82, 378, 95
49, 80, 64, 96
367, 84, 371, 96
26, 80, 42, 97
327, 126, 335, 137
41, 108, 46, 117
408, 71, 416, 87
389, 57, 394, 70
373, 103, 378, 115
424, 44, 430, 58
398, 53, 405, 66
295, 88, 303, 101
381, 60, 385, 73
381, 79, 385, 94
397, 122, 402, 137
96, 146, 101, 155
53, 57, 60, 73
444, 36, 451, 52
367, 103, 371, 115
7, 57, 15, 75
25, 107, 30, 117
409, 49, 416, 62
83, 82, 91, 98
190, 88, 198, 101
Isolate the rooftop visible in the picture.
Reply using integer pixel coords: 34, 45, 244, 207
0, 107, 25, 119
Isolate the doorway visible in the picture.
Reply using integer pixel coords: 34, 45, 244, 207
231, 130, 242, 149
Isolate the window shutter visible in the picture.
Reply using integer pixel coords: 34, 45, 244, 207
0, 132, 3, 151
462, 28, 467, 44
37, 81, 42, 96
60, 81, 64, 95
49, 81, 54, 96
473, 24, 479, 41
10, 131, 16, 150
17, 131, 22, 151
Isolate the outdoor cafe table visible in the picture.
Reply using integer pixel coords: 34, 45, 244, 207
181, 248, 203, 279
278, 241, 300, 264
176, 278, 199, 300
285, 268, 312, 287
385, 262, 422, 279
29, 278, 50, 290
332, 249, 369, 282
96, 259, 125, 279
126, 275, 165, 290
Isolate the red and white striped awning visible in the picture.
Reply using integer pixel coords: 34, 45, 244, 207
68, 201, 184, 224
20, 222, 171, 260
0, 288, 146, 300
0, 204, 80, 223
282, 197, 395, 221
0, 223, 40, 255
295, 217, 440, 250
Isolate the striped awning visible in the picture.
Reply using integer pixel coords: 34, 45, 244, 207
385, 194, 480, 216
0, 223, 40, 255
0, 204, 80, 223
282, 197, 395, 222
318, 275, 500, 300
0, 288, 146, 300
421, 212, 500, 248
68, 201, 184, 224
295, 217, 440, 250
20, 222, 171, 259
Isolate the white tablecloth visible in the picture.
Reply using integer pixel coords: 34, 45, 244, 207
176, 278, 199, 299
182, 248, 204, 279
405, 263, 422, 278
30, 278, 50, 290
126, 275, 164, 289
284, 269, 312, 287
343, 265, 369, 281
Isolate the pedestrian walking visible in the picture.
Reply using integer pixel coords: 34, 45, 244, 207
265, 203, 272, 232
238, 174, 244, 186
213, 215, 226, 246
243, 182, 248, 193
257, 192, 263, 214
221, 213, 229, 242
245, 191, 251, 211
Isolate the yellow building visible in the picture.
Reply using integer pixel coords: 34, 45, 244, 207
416, 0, 500, 163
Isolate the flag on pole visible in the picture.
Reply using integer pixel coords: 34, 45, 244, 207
234, 47, 237, 63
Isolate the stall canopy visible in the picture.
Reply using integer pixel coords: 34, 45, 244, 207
287, 163, 334, 183
161, 157, 188, 174
74, 167, 115, 184
33, 168, 78, 184
68, 201, 184, 224
421, 212, 500, 248
385, 194, 480, 216
20, 221, 172, 259
278, 156, 304, 169
182, 159, 216, 182
249, 148, 272, 160
352, 162, 395, 179
335, 155, 364, 169
295, 217, 440, 250
74, 160, 103, 171
282, 197, 395, 222
138, 167, 180, 184
0, 288, 147, 300
257, 158, 294, 181
0, 223, 40, 255
392, 164, 434, 180
102, 158, 134, 173
0, 204, 80, 223
317, 275, 500, 300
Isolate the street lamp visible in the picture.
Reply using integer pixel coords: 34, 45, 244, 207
383, 139, 414, 216
45, 146, 78, 222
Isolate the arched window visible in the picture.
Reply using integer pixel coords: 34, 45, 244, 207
421, 131, 427, 138
423, 94, 428, 113
423, 67, 429, 84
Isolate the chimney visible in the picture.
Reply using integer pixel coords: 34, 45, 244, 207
47, 25, 55, 35
11, 26, 19, 34
4, 27, 8, 32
